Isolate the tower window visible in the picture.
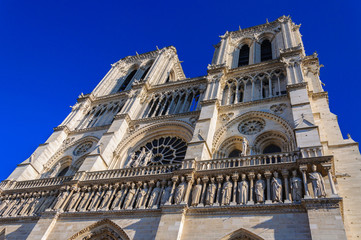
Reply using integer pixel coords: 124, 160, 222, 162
118, 69, 137, 92
261, 40, 272, 62
140, 67, 150, 80
238, 45, 250, 67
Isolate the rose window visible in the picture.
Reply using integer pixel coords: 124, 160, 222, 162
73, 141, 93, 156
130, 137, 187, 166
238, 118, 265, 135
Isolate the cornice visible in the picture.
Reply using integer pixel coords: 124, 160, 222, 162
132, 111, 200, 125
226, 59, 283, 77
286, 82, 307, 90
148, 76, 207, 93
310, 91, 328, 100
219, 95, 288, 112
187, 202, 305, 216
69, 125, 110, 135
58, 208, 162, 219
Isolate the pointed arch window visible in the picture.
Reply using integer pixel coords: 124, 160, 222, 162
261, 40, 272, 62
238, 45, 250, 67
118, 69, 137, 92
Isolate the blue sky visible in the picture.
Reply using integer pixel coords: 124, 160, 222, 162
0, 0, 360, 180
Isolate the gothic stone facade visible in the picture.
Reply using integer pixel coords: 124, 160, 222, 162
0, 16, 360, 240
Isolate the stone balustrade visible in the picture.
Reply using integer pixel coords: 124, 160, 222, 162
3, 176, 72, 191
197, 151, 298, 171
83, 163, 182, 181
300, 146, 323, 158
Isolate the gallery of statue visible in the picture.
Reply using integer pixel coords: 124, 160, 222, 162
0, 16, 360, 240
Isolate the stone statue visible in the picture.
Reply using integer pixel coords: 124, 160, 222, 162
290, 170, 303, 202
142, 151, 153, 166
67, 187, 81, 212
271, 171, 282, 203
111, 185, 125, 210
237, 174, 248, 204
99, 185, 113, 210
205, 177, 217, 206
148, 181, 161, 208
255, 174, 265, 203
191, 178, 202, 206
123, 183, 136, 209
78, 187, 92, 211
53, 186, 70, 210
135, 183, 148, 209
125, 152, 137, 168
89, 186, 103, 210
242, 138, 248, 156
174, 177, 187, 204
309, 164, 326, 198
49, 163, 61, 178
221, 175, 233, 205
133, 148, 146, 167
161, 181, 172, 205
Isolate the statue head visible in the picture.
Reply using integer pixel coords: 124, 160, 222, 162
131, 182, 136, 188
241, 173, 246, 180
312, 164, 317, 172
180, 176, 185, 182
257, 173, 262, 180
197, 178, 201, 184
273, 171, 278, 178
292, 170, 297, 177
225, 175, 230, 181
156, 181, 161, 187
143, 182, 148, 188
210, 177, 215, 183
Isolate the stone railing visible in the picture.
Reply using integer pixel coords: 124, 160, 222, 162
300, 146, 323, 158
83, 163, 182, 181
197, 152, 299, 171
10, 176, 72, 190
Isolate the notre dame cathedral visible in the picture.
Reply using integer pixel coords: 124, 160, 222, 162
0, 16, 360, 240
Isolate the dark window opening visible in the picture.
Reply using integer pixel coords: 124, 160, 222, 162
118, 69, 137, 92
57, 166, 69, 177
140, 67, 150, 80
238, 45, 250, 67
263, 144, 281, 154
229, 149, 242, 158
261, 40, 272, 62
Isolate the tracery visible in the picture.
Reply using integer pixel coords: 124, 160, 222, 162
124, 136, 187, 167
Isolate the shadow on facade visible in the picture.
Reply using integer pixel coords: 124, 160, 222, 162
252, 215, 312, 240
5, 221, 37, 240
124, 216, 161, 240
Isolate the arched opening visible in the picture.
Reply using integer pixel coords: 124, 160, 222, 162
263, 144, 281, 154
68, 219, 130, 240
220, 228, 264, 240
238, 45, 250, 67
140, 67, 150, 80
57, 166, 69, 177
260, 39, 272, 62
118, 69, 137, 92
228, 149, 242, 158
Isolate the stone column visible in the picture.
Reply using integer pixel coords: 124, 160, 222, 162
282, 170, 291, 203
247, 172, 255, 205
321, 163, 339, 197
264, 171, 272, 204
216, 175, 223, 206
299, 165, 311, 199
231, 173, 239, 205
